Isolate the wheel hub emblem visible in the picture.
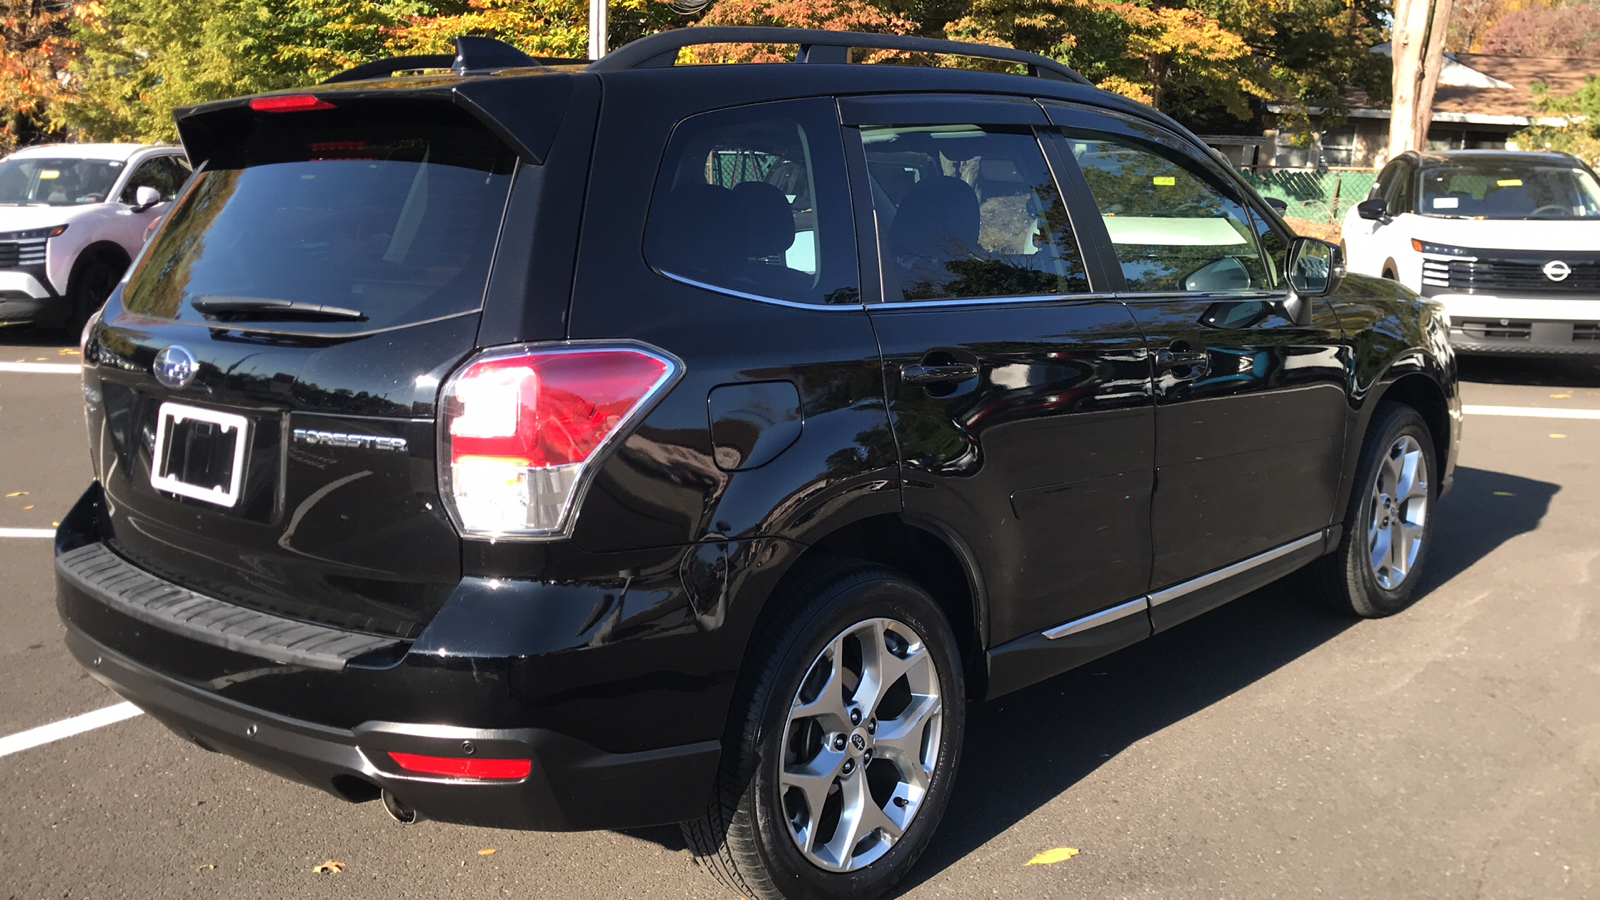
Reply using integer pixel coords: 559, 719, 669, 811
152, 345, 197, 389
1543, 259, 1571, 282
850, 733, 867, 752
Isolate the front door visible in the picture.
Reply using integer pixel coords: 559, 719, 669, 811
842, 96, 1154, 648
1043, 108, 1350, 628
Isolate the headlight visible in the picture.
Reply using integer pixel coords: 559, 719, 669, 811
1409, 238, 1473, 257
0, 225, 68, 240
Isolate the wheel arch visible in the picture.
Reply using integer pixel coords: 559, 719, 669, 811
1334, 350, 1458, 525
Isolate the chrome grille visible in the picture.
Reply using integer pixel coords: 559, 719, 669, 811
1434, 256, 1600, 294
0, 239, 46, 268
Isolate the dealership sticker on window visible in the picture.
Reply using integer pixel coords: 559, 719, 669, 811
38, 170, 59, 180
1153, 176, 1176, 186
1433, 197, 1460, 209
1497, 179, 1523, 187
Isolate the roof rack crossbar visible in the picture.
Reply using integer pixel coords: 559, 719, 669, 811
587, 27, 1092, 86
323, 37, 584, 85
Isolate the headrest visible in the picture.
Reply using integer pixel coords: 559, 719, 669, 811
731, 181, 796, 258
888, 176, 980, 260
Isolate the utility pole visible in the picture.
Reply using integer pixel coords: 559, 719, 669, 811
1388, 0, 1451, 158
589, 0, 608, 60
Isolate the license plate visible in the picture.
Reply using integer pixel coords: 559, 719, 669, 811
150, 402, 250, 508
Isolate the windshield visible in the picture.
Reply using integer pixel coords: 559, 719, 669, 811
1419, 159, 1600, 219
0, 156, 125, 206
122, 103, 515, 335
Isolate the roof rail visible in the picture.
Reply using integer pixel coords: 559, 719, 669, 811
322, 37, 585, 85
587, 27, 1092, 86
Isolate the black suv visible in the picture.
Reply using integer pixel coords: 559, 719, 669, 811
56, 28, 1460, 900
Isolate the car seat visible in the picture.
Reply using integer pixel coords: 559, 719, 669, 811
887, 176, 981, 301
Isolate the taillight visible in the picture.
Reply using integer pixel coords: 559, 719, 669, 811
388, 752, 532, 781
248, 94, 336, 113
438, 344, 680, 540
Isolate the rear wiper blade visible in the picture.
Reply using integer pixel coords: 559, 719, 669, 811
192, 297, 368, 322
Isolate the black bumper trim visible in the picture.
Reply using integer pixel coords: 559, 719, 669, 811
57, 543, 401, 671
65, 627, 723, 831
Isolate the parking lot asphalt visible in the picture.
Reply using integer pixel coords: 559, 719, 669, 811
1, 330, 1597, 900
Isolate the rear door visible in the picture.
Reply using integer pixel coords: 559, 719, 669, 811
85, 94, 551, 638
843, 96, 1154, 647
1043, 106, 1349, 627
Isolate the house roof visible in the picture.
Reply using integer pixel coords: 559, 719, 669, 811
1331, 53, 1599, 126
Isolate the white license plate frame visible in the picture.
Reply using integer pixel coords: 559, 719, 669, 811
149, 402, 250, 508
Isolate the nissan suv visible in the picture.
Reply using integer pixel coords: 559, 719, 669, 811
0, 142, 189, 331
56, 28, 1460, 900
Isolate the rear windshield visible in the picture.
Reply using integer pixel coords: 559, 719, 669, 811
1419, 159, 1600, 220
123, 102, 517, 334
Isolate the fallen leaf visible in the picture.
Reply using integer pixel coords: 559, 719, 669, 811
196, 864, 215, 872
5, 491, 27, 498
478, 848, 498, 857
58, 348, 77, 356
34, 357, 46, 361
51, 521, 59, 527
313, 860, 346, 875
1492, 491, 1515, 497
1551, 434, 1568, 440
1025, 847, 1080, 866
1550, 393, 1572, 399
22, 505, 33, 510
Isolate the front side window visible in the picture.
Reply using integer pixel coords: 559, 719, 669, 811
1066, 133, 1270, 293
0, 157, 125, 206
643, 99, 857, 305
1419, 159, 1600, 219
861, 124, 1089, 302
119, 156, 183, 204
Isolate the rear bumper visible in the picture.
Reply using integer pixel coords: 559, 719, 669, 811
63, 625, 719, 830
53, 486, 728, 831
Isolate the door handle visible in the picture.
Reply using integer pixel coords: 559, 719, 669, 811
1155, 349, 1209, 370
901, 363, 979, 385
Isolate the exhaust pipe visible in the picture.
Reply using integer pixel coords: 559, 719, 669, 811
381, 789, 420, 825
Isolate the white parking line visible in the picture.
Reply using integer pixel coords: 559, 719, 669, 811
0, 362, 79, 374
0, 528, 54, 539
0, 702, 143, 759
1465, 405, 1600, 420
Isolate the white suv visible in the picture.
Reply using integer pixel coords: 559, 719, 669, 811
0, 143, 190, 332
1342, 150, 1600, 356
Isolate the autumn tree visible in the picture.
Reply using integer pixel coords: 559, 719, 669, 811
1515, 77, 1600, 164
690, 0, 914, 62
394, 0, 692, 60
1, 0, 80, 152
1482, 0, 1600, 56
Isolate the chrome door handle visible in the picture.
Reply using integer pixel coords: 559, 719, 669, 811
1155, 350, 1209, 370
901, 363, 979, 385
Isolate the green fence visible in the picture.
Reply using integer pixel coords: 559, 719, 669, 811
1239, 169, 1377, 224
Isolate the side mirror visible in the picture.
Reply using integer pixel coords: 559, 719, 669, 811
131, 185, 162, 213
1263, 197, 1289, 216
1355, 197, 1388, 221
1282, 237, 1345, 326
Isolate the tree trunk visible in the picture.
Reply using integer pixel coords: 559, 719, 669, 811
1389, 0, 1452, 159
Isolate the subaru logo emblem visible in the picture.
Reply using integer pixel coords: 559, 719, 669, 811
152, 345, 197, 389
1543, 259, 1572, 282
851, 733, 867, 751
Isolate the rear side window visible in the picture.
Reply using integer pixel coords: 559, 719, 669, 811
644, 99, 858, 306
124, 103, 516, 334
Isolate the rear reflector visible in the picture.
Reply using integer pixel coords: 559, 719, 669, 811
249, 94, 336, 113
388, 752, 532, 781
438, 344, 680, 540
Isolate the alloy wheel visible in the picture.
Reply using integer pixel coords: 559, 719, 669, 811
1368, 434, 1429, 590
779, 617, 943, 873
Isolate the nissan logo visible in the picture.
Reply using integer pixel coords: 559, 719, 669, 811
1543, 259, 1572, 282
152, 345, 197, 389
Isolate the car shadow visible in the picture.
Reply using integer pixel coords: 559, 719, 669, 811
1459, 355, 1600, 388
618, 465, 1559, 882
0, 323, 73, 350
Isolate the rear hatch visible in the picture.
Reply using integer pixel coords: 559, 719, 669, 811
83, 87, 558, 639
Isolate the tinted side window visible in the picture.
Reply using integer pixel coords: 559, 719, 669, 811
1065, 133, 1269, 293
1384, 163, 1414, 214
1372, 160, 1398, 200
643, 99, 857, 306
119, 157, 180, 203
861, 125, 1089, 302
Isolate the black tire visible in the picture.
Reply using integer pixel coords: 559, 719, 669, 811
682, 558, 966, 900
1314, 403, 1437, 617
62, 253, 122, 337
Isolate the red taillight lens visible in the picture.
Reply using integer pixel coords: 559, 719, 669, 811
388, 752, 532, 781
439, 345, 678, 539
248, 94, 336, 113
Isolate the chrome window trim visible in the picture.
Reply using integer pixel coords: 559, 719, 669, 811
1042, 596, 1149, 640
1114, 289, 1288, 302
656, 270, 866, 311
1148, 531, 1324, 607
874, 292, 1118, 311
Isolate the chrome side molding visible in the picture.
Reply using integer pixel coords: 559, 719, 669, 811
1042, 530, 1326, 640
